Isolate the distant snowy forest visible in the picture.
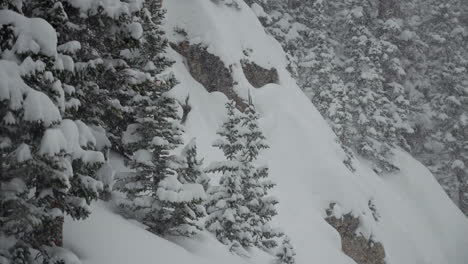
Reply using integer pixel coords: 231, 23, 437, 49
0, 0, 467, 264
250, 0, 468, 213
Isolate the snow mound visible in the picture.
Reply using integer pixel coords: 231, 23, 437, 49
65, 202, 266, 264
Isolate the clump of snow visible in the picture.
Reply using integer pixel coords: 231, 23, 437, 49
79, 175, 104, 195
59, 120, 105, 163
19, 57, 46, 76
0, 10, 57, 56
15, 143, 32, 162
58, 41, 82, 54
3, 111, 16, 125
152, 136, 170, 146
55, 54, 75, 72
39, 120, 104, 166
133, 149, 154, 166
90, 125, 112, 151
122, 124, 142, 145
39, 128, 68, 156
75, 120, 97, 147
65, 0, 144, 18
97, 162, 115, 190
1, 60, 62, 126
157, 175, 206, 203
0, 60, 30, 110
47, 246, 82, 264
23, 90, 62, 126
128, 22, 143, 39
1, 178, 27, 197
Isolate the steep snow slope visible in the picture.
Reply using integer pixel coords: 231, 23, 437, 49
64, 1, 468, 264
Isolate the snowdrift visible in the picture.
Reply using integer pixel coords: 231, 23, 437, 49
64, 1, 468, 264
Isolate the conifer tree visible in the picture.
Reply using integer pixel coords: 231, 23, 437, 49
255, 0, 468, 213
415, 0, 468, 214
340, 0, 402, 173
111, 0, 209, 235
276, 236, 296, 264
175, 138, 210, 190
116, 77, 188, 235
169, 138, 208, 236
296, 0, 356, 171
0, 2, 104, 263
239, 99, 281, 248
205, 101, 252, 249
206, 99, 281, 250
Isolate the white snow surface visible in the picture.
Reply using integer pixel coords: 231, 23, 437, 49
65, 1, 468, 264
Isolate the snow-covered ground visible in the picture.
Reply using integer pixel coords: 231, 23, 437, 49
64, 1, 468, 264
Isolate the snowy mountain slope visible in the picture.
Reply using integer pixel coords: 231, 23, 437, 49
64, 202, 271, 264
64, 1, 468, 264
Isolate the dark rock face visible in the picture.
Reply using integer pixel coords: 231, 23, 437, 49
241, 60, 279, 88
326, 204, 386, 264
171, 41, 247, 110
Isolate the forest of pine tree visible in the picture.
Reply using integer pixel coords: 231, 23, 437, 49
1, 0, 466, 263
253, 0, 468, 216
0, 1, 291, 262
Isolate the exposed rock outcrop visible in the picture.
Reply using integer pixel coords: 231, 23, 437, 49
171, 41, 247, 110
326, 204, 386, 264
241, 60, 278, 88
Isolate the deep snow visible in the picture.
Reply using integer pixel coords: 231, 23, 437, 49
64, 1, 468, 264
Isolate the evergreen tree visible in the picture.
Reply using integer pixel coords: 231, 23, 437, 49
175, 138, 210, 190
116, 77, 187, 235
255, 0, 468, 213
111, 0, 209, 235
296, 0, 356, 171
205, 99, 281, 250
205, 101, 252, 249
414, 0, 468, 214
170, 138, 208, 236
340, 1, 391, 173
239, 99, 281, 248
0, 2, 104, 262
276, 236, 296, 264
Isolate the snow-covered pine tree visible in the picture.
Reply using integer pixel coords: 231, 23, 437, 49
295, 0, 356, 171
239, 98, 281, 249
413, 0, 468, 215
206, 99, 281, 250
276, 236, 296, 264
116, 76, 187, 235
339, 0, 401, 173
29, 0, 154, 155
112, 0, 207, 236
254, 0, 468, 214
1, 2, 104, 263
169, 138, 208, 236
255, 0, 418, 174
374, 2, 414, 153
175, 138, 210, 190
205, 100, 252, 249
